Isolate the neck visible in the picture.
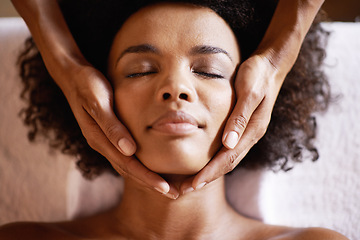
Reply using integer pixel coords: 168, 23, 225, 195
113, 176, 240, 239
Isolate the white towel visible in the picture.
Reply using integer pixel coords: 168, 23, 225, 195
255, 22, 360, 239
0, 18, 70, 224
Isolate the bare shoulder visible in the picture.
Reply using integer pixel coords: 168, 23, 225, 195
294, 227, 349, 240
237, 217, 348, 240
0, 211, 125, 240
0, 221, 79, 240
271, 227, 349, 240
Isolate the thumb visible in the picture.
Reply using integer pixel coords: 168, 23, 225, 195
85, 102, 137, 156
222, 90, 264, 149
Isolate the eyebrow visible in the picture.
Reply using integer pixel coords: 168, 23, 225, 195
115, 44, 232, 66
189, 45, 233, 62
116, 44, 160, 64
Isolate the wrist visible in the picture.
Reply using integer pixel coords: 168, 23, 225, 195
13, 0, 91, 92
44, 47, 90, 92
254, 34, 300, 79
253, 0, 324, 78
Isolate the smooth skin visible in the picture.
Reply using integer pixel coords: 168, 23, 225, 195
11, 0, 325, 198
108, 5, 240, 177
0, 4, 348, 239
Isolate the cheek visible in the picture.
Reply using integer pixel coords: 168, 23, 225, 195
203, 83, 235, 128
201, 83, 235, 156
113, 85, 146, 137
114, 89, 131, 124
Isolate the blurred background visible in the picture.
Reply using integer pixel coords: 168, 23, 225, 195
1, 0, 360, 22
0, 0, 18, 17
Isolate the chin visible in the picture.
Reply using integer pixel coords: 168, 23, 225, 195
136, 150, 210, 176
134, 135, 223, 176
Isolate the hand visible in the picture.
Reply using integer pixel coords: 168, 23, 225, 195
180, 54, 284, 193
10, 0, 179, 199
58, 63, 178, 199
180, 0, 325, 193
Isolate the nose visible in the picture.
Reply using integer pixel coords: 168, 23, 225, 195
156, 69, 196, 103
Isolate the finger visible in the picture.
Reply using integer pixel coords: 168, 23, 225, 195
77, 70, 137, 157
83, 99, 137, 157
119, 153, 171, 194
115, 153, 180, 199
222, 55, 274, 150
192, 134, 254, 190
78, 110, 175, 197
191, 148, 241, 190
164, 183, 180, 200
179, 176, 196, 195
194, 98, 273, 189
222, 90, 264, 150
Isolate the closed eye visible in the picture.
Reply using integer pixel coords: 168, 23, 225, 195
126, 71, 157, 78
193, 71, 224, 79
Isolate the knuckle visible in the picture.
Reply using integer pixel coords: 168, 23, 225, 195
84, 96, 111, 121
121, 158, 134, 176
248, 88, 262, 101
86, 137, 100, 152
104, 124, 120, 140
86, 100, 103, 119
233, 115, 248, 131
229, 151, 240, 165
117, 166, 128, 178
248, 131, 262, 146
257, 126, 267, 139
82, 130, 100, 150
113, 160, 129, 178
254, 122, 269, 142
224, 152, 240, 173
250, 137, 259, 147
120, 166, 129, 178
223, 161, 235, 174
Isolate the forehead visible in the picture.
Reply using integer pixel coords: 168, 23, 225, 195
109, 3, 240, 62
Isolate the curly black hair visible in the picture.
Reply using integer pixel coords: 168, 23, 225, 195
18, 0, 330, 179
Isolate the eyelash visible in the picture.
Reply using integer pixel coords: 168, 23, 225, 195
193, 71, 224, 79
126, 72, 157, 78
126, 71, 224, 79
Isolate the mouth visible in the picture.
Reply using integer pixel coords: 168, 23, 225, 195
148, 111, 204, 135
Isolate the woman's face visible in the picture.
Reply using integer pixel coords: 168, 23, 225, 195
108, 3, 240, 175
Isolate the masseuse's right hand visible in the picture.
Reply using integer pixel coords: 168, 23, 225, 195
59, 62, 176, 198
11, 0, 177, 199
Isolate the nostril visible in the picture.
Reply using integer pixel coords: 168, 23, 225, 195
163, 93, 171, 100
162, 92, 189, 100
179, 93, 188, 100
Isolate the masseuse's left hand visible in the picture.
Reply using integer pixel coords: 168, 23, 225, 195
182, 53, 284, 192
180, 0, 325, 193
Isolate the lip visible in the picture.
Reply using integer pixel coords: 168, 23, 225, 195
149, 111, 203, 135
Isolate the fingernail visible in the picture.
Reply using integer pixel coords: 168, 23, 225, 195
224, 131, 239, 149
118, 138, 136, 156
182, 187, 194, 195
154, 187, 167, 195
155, 186, 179, 200
195, 182, 206, 190
166, 192, 179, 200
165, 190, 179, 200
